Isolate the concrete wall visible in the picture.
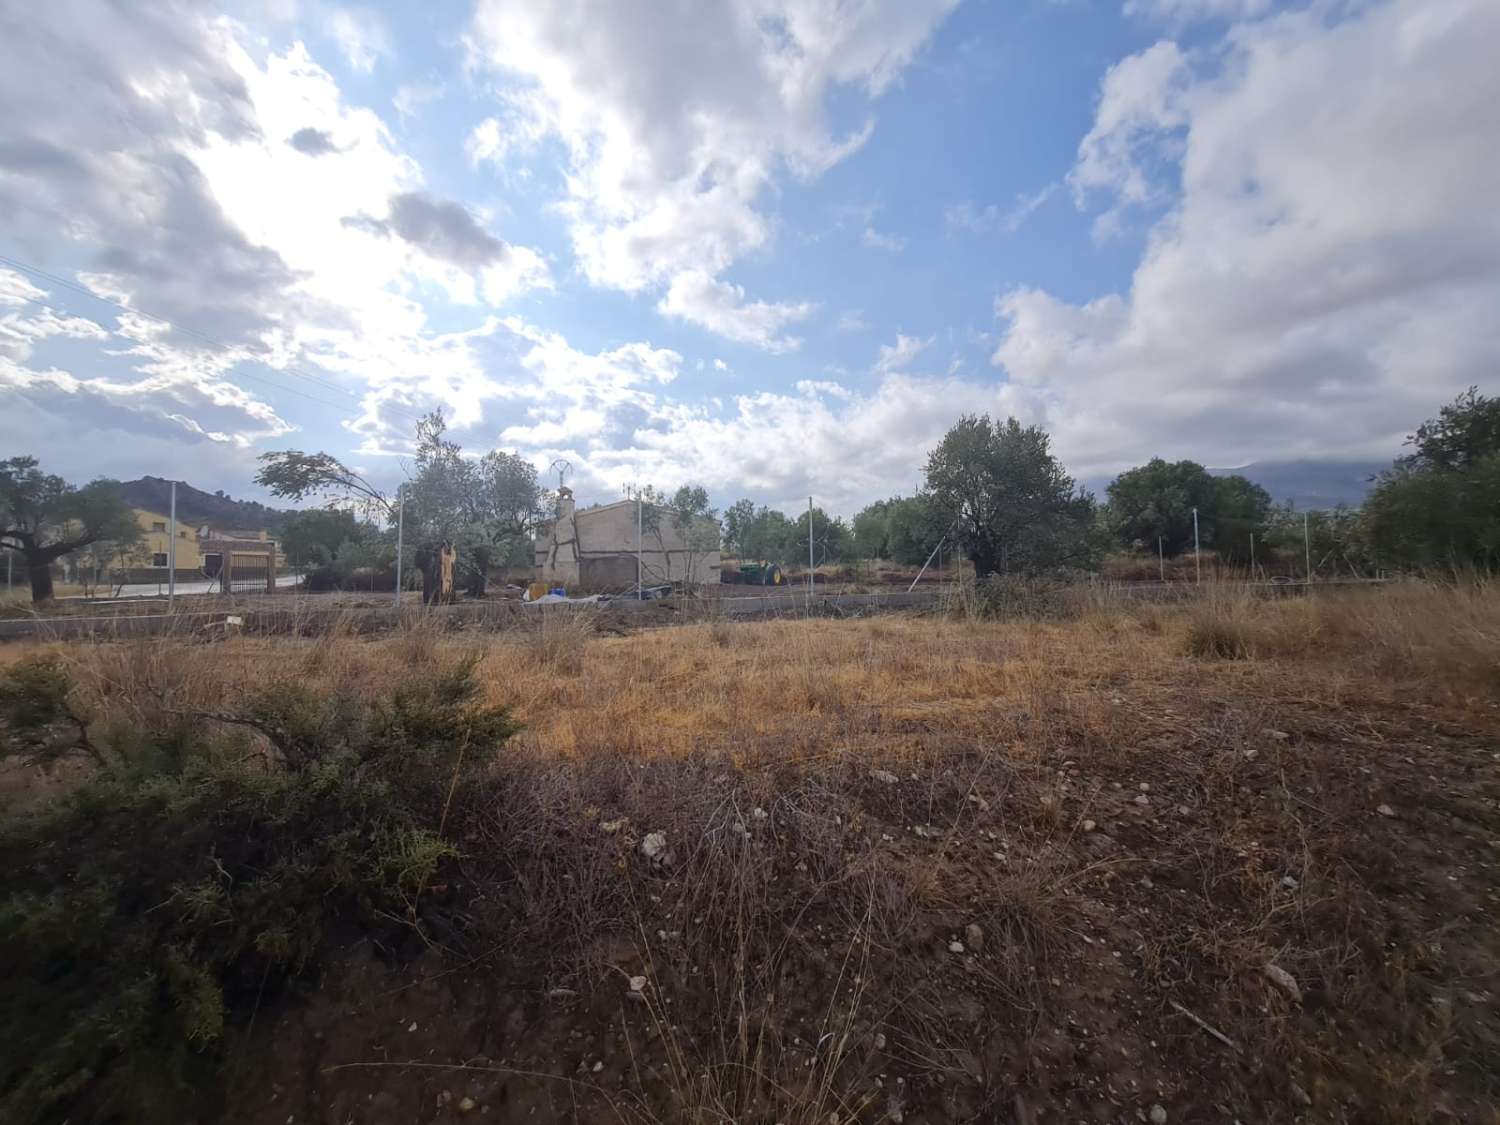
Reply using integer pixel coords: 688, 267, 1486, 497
535, 499, 720, 590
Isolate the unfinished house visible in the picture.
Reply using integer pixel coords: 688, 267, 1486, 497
534, 488, 721, 591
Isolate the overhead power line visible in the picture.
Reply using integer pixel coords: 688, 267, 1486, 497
0, 251, 428, 428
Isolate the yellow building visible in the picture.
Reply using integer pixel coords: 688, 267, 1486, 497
133, 508, 202, 571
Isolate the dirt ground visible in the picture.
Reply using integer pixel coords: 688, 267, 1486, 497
108, 588, 1490, 1125
3, 587, 1496, 1122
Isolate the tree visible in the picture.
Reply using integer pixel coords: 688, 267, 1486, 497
793, 507, 852, 567
77, 531, 147, 597
1363, 389, 1500, 573
1403, 386, 1500, 471
924, 415, 1096, 579
1211, 474, 1272, 563
255, 450, 393, 521
885, 495, 946, 566
722, 498, 757, 559
666, 485, 720, 590
740, 506, 795, 566
260, 414, 545, 596
477, 449, 546, 570
281, 509, 369, 570
851, 500, 892, 561
1364, 460, 1500, 573
0, 457, 139, 603
1106, 458, 1219, 557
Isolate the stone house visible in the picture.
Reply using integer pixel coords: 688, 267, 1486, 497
534, 488, 721, 591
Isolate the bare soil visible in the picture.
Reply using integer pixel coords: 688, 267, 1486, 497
198, 604, 1499, 1125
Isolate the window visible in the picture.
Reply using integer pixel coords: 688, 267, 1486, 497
151, 521, 166, 532
179, 530, 189, 538
152, 552, 169, 567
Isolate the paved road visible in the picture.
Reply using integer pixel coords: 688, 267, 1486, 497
62, 574, 303, 600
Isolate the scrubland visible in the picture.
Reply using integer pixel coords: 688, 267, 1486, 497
1, 582, 1497, 1123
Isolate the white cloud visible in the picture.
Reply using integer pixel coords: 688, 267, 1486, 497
1124, 0, 1272, 24
995, 0, 1500, 480
393, 80, 443, 122
0, 269, 47, 307
465, 0, 957, 342
580, 372, 1040, 514
873, 333, 932, 376
945, 185, 1057, 235
837, 309, 870, 333
465, 117, 507, 166
862, 226, 907, 252
713, 358, 729, 372
657, 271, 814, 354
1068, 39, 1190, 231
325, 7, 391, 72
0, 9, 554, 464
0, 303, 108, 363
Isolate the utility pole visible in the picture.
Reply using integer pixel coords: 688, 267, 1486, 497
1303, 511, 1312, 584
1158, 536, 1164, 583
394, 495, 404, 608
807, 496, 815, 610
168, 480, 177, 611
637, 492, 643, 601
1193, 507, 1201, 585
1249, 532, 1256, 581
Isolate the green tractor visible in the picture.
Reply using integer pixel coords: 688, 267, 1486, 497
724, 561, 786, 586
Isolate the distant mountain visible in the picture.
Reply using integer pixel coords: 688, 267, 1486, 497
119, 477, 288, 532
1209, 459, 1391, 509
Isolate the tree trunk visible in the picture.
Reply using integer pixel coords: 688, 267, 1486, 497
28, 556, 55, 603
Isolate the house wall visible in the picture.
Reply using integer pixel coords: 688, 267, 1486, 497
132, 508, 203, 570
534, 500, 721, 590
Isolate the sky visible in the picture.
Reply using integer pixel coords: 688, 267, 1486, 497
1, 0, 1496, 516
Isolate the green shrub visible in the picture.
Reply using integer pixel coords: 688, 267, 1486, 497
0, 654, 516, 1123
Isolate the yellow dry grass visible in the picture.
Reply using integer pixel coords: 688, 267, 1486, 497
7, 579, 1495, 772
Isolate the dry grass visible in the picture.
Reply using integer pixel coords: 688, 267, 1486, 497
4, 581, 1499, 1124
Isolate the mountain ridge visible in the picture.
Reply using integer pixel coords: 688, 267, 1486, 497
117, 477, 288, 532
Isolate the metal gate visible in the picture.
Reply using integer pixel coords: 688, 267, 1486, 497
224, 552, 272, 594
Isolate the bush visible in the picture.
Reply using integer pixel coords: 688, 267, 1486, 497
955, 574, 1081, 620
0, 653, 516, 1123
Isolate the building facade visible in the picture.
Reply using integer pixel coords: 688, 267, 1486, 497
133, 508, 202, 571
534, 489, 721, 591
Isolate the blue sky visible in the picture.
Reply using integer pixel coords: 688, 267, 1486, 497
2, 0, 1496, 515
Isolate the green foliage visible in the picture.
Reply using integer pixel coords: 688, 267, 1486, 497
1105, 458, 1220, 557
925, 415, 1096, 578
1211, 474, 1272, 563
279, 508, 370, 570
1403, 386, 1500, 471
1361, 389, 1500, 573
851, 495, 945, 565
0, 655, 516, 1122
255, 450, 391, 519
0, 456, 139, 601
1364, 458, 1500, 572
793, 506, 852, 565
722, 498, 757, 558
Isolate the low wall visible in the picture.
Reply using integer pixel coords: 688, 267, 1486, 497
0, 590, 942, 642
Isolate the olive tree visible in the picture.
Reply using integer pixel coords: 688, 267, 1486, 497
0, 457, 139, 603
924, 415, 1095, 579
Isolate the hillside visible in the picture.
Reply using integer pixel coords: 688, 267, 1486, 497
1208, 458, 1389, 509
118, 477, 288, 532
